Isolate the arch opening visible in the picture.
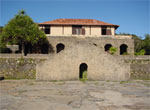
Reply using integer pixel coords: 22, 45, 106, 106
120, 44, 128, 55
79, 63, 88, 79
104, 44, 112, 51
56, 43, 65, 53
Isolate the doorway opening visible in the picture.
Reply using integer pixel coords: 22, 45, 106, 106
79, 63, 88, 79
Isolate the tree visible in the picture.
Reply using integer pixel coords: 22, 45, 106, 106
117, 33, 150, 55
143, 34, 150, 55
0, 10, 47, 55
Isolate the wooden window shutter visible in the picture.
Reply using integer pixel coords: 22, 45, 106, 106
72, 27, 76, 34
82, 28, 85, 35
106, 29, 112, 35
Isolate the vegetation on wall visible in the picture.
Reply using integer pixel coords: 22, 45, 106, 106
118, 33, 150, 55
0, 10, 47, 54
109, 47, 117, 55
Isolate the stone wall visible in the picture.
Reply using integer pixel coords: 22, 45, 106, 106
120, 56, 150, 80
0, 54, 149, 80
47, 36, 134, 55
0, 57, 46, 79
36, 42, 130, 81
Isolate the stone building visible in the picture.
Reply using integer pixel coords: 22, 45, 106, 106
37, 19, 134, 81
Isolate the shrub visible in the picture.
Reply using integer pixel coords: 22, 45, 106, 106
135, 49, 146, 56
109, 47, 117, 55
80, 71, 87, 82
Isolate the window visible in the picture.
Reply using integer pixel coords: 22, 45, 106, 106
101, 26, 112, 35
56, 43, 65, 53
44, 25, 50, 34
120, 44, 128, 55
104, 44, 112, 51
102, 26, 107, 35
72, 25, 85, 35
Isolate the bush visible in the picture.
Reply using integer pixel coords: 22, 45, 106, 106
135, 49, 146, 56
80, 71, 87, 82
109, 47, 117, 55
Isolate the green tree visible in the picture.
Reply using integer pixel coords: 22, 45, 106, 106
143, 34, 150, 55
0, 10, 46, 54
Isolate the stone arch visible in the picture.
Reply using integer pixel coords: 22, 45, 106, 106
120, 44, 128, 55
56, 43, 65, 53
104, 44, 112, 51
79, 63, 88, 79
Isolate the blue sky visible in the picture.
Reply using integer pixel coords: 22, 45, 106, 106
0, 0, 149, 38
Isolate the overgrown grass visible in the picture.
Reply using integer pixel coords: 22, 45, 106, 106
79, 71, 87, 82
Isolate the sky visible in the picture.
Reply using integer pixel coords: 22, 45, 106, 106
0, 0, 149, 38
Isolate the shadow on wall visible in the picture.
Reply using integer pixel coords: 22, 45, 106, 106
23, 42, 55, 56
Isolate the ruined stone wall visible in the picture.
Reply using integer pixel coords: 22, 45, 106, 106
0, 55, 149, 80
0, 57, 46, 79
47, 36, 134, 55
120, 56, 150, 80
36, 42, 130, 81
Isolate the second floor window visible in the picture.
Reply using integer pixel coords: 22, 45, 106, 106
101, 26, 112, 35
44, 25, 50, 34
72, 25, 85, 35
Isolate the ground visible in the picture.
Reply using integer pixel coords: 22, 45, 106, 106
0, 80, 150, 110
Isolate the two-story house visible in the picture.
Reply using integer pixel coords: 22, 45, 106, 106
36, 19, 134, 81
39, 19, 134, 55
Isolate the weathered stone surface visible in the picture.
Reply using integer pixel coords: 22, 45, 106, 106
0, 80, 149, 110
0, 58, 45, 79
0, 55, 149, 80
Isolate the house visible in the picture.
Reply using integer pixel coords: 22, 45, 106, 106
39, 19, 134, 55
36, 19, 134, 81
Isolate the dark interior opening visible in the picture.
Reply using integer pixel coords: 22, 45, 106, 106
44, 25, 50, 34
72, 25, 82, 35
120, 44, 128, 55
102, 26, 107, 35
56, 43, 65, 53
41, 43, 49, 54
24, 43, 33, 56
104, 44, 112, 51
79, 63, 88, 79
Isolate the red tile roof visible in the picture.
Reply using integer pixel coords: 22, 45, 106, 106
39, 19, 119, 28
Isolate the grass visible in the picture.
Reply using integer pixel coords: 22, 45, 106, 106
79, 71, 87, 83
120, 80, 131, 84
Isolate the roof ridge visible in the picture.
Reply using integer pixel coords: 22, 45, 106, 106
39, 18, 119, 28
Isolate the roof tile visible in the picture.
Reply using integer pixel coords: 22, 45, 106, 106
39, 19, 119, 27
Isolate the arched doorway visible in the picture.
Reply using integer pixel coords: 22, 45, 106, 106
56, 43, 65, 53
104, 44, 112, 51
79, 63, 88, 79
120, 44, 128, 55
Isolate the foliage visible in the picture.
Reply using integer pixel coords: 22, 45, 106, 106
0, 26, 3, 33
117, 33, 150, 55
0, 10, 46, 54
135, 49, 146, 56
122, 52, 129, 55
143, 34, 150, 55
109, 47, 117, 55
80, 71, 87, 82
